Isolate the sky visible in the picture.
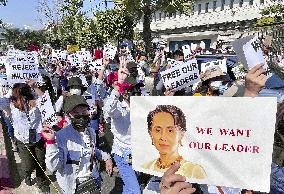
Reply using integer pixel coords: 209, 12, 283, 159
0, 0, 115, 30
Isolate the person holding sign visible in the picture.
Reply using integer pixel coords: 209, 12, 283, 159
0, 80, 50, 193
42, 95, 113, 194
143, 105, 206, 179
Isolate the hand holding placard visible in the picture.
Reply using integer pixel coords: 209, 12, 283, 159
244, 64, 268, 97
160, 162, 196, 194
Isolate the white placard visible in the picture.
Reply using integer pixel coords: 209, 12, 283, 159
38, 91, 57, 126
243, 36, 266, 69
103, 44, 117, 60
182, 45, 192, 61
160, 59, 200, 91
201, 59, 227, 73
243, 36, 272, 78
131, 97, 277, 192
6, 51, 41, 83
89, 59, 103, 72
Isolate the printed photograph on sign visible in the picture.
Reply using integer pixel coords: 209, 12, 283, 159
131, 96, 277, 192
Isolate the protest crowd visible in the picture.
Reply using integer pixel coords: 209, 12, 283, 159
0, 34, 283, 194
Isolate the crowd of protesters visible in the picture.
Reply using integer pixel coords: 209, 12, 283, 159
0, 42, 283, 194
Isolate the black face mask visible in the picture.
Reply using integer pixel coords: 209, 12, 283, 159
71, 115, 90, 130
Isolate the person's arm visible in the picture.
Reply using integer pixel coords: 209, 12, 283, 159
94, 148, 113, 175
26, 80, 44, 97
244, 64, 267, 97
41, 127, 64, 173
98, 58, 109, 81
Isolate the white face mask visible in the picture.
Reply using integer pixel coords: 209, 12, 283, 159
70, 88, 82, 95
209, 81, 222, 90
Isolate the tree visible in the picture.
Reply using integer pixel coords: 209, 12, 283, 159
1, 27, 47, 50
114, 0, 194, 53
0, 0, 7, 6
95, 8, 134, 43
256, 3, 284, 28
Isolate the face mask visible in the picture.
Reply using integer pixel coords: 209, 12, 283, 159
71, 115, 90, 130
70, 88, 81, 95
209, 81, 222, 91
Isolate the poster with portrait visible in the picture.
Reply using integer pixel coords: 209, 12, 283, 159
131, 96, 277, 192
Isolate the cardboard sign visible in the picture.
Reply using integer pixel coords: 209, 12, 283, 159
201, 59, 227, 74
131, 96, 277, 192
38, 91, 57, 126
160, 59, 200, 91
6, 51, 41, 83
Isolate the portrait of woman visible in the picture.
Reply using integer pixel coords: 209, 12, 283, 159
142, 105, 207, 179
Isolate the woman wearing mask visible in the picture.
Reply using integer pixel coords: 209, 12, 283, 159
0, 80, 50, 193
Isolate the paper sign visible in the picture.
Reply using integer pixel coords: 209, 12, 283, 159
6, 51, 41, 83
160, 59, 200, 91
89, 59, 103, 72
103, 44, 117, 60
243, 36, 266, 69
232, 35, 255, 69
131, 97, 277, 192
38, 91, 57, 126
182, 45, 191, 61
167, 59, 183, 68
201, 59, 227, 73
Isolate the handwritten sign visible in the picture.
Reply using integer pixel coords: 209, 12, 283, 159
182, 45, 191, 61
243, 36, 272, 78
201, 59, 227, 73
131, 97, 277, 192
103, 44, 117, 60
160, 59, 200, 91
89, 59, 103, 72
6, 51, 41, 83
39, 91, 57, 126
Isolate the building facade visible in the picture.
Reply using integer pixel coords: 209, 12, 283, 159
136, 0, 280, 51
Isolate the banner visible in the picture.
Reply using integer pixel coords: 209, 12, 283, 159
38, 91, 57, 126
160, 59, 200, 91
130, 96, 277, 192
5, 51, 41, 83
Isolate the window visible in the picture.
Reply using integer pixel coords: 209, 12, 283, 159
205, 2, 209, 13
173, 12, 177, 18
159, 13, 162, 20
213, 1, 217, 11
230, 0, 234, 9
239, 0, 243, 7
249, 0, 253, 5
198, 4, 202, 14
221, 0, 225, 10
